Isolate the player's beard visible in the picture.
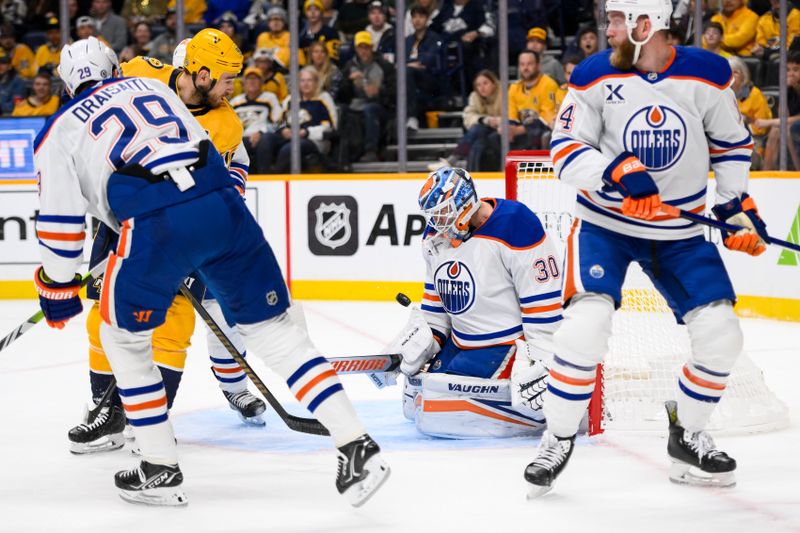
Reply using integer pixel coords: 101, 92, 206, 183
195, 83, 222, 108
610, 38, 636, 70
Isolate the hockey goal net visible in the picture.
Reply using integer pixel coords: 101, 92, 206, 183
505, 150, 789, 435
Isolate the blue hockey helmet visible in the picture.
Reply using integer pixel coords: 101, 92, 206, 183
419, 167, 480, 242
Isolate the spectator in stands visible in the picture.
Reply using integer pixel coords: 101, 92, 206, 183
230, 66, 283, 174
508, 0, 550, 58
216, 11, 247, 52
752, 0, 800, 58
204, 0, 249, 26
148, 8, 179, 65
252, 47, 288, 101
709, 0, 758, 56
122, 0, 170, 24
404, 0, 439, 36
0, 25, 35, 80
526, 27, 564, 85
406, 4, 443, 131
0, 0, 27, 28
556, 54, 581, 108
34, 16, 62, 73
119, 21, 151, 62
256, 6, 295, 70
243, 0, 272, 27
758, 52, 800, 170
275, 66, 338, 172
340, 31, 395, 162
702, 21, 733, 57
729, 56, 771, 167
503, 49, 558, 149
300, 0, 341, 63
12, 70, 59, 116
75, 16, 110, 48
167, 0, 207, 24
309, 41, 344, 102
577, 25, 599, 59
366, 1, 393, 53
90, 0, 128, 53
429, 69, 502, 171
0, 50, 24, 115
430, 0, 494, 85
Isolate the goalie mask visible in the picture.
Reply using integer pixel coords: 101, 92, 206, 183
605, 0, 672, 64
419, 167, 480, 243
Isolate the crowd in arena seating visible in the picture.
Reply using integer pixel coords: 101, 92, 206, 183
1, 0, 800, 171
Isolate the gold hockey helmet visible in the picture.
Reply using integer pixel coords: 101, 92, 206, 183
184, 28, 243, 80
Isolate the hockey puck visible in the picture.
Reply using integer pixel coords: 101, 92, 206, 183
395, 293, 412, 307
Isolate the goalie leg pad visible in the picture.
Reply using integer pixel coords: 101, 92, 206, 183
545, 292, 613, 438
414, 373, 545, 438
402, 375, 422, 421
677, 300, 742, 431
100, 322, 179, 466
427, 338, 516, 379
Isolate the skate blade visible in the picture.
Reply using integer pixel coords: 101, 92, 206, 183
69, 434, 125, 455
526, 482, 553, 500
230, 405, 267, 426
123, 425, 135, 440
669, 461, 736, 488
119, 487, 188, 507
345, 455, 391, 508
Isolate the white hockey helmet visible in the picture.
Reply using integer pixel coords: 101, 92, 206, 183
605, 0, 672, 63
58, 37, 118, 96
172, 37, 191, 68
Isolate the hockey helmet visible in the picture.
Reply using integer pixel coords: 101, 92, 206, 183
605, 0, 672, 62
419, 167, 481, 243
58, 37, 118, 96
184, 28, 243, 80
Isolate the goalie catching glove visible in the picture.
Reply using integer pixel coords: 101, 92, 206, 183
510, 339, 549, 415
711, 193, 768, 256
383, 307, 441, 377
34, 266, 83, 329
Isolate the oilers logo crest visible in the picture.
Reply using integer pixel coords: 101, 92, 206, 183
433, 261, 475, 315
623, 105, 687, 171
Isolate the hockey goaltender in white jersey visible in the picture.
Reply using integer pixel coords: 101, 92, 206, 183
383, 167, 564, 438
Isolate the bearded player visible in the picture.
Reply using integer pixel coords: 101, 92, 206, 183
524, 0, 769, 497
68, 30, 265, 455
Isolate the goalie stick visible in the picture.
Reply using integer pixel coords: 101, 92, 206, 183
0, 258, 109, 354
660, 204, 800, 253
177, 284, 330, 436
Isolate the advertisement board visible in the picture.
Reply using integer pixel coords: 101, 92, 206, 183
0, 117, 46, 180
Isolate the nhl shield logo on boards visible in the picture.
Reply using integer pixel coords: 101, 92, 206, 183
433, 260, 476, 315
622, 105, 687, 171
307, 195, 359, 256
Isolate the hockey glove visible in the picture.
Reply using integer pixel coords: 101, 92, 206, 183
602, 152, 661, 220
510, 339, 549, 414
34, 266, 83, 329
712, 193, 768, 256
384, 308, 441, 377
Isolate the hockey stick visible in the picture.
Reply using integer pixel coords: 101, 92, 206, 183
0, 259, 109, 354
86, 376, 117, 425
177, 284, 330, 436
660, 205, 800, 253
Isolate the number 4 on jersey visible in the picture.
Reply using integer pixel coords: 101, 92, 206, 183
559, 104, 575, 132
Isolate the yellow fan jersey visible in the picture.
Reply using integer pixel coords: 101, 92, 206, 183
121, 55, 244, 164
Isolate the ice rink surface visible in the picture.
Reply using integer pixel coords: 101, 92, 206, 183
1, 299, 798, 533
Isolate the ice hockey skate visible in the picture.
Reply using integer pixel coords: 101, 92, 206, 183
115, 460, 188, 506
223, 389, 266, 426
524, 431, 575, 499
665, 401, 736, 487
67, 404, 126, 455
336, 434, 390, 507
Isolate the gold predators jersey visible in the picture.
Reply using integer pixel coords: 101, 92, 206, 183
121, 56, 247, 174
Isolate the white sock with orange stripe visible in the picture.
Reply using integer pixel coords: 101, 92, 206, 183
237, 314, 365, 447
678, 301, 742, 431
100, 323, 178, 465
544, 293, 613, 437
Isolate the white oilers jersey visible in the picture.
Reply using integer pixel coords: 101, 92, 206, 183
421, 198, 562, 359
230, 91, 283, 136
551, 46, 753, 240
34, 77, 211, 282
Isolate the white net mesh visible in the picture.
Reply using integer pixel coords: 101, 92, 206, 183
510, 153, 789, 434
